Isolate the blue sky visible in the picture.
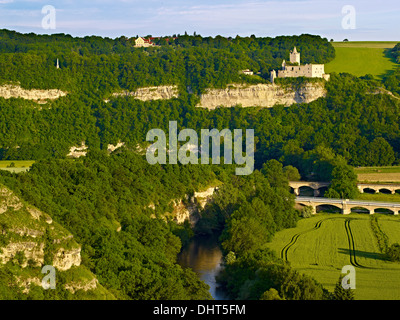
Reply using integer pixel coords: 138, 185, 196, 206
0, 0, 399, 40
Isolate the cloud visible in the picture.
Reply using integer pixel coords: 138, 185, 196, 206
0, 0, 398, 40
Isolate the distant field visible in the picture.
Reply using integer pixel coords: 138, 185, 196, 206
266, 213, 400, 300
325, 42, 399, 78
0, 160, 35, 173
355, 166, 400, 183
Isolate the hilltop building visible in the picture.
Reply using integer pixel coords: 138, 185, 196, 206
270, 47, 330, 83
134, 37, 155, 47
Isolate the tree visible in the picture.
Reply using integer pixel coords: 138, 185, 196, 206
366, 137, 395, 166
333, 275, 355, 300
387, 243, 400, 261
283, 165, 301, 181
301, 206, 314, 218
325, 164, 359, 199
260, 288, 282, 300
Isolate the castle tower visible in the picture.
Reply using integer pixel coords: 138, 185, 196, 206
282, 60, 286, 70
290, 47, 300, 65
56, 59, 59, 69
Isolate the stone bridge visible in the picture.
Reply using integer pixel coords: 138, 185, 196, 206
289, 181, 400, 196
295, 196, 400, 215
357, 183, 400, 194
289, 181, 331, 197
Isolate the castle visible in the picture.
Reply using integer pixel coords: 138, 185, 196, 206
270, 47, 330, 83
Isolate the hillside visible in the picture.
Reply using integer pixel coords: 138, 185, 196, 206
325, 42, 399, 78
0, 182, 114, 299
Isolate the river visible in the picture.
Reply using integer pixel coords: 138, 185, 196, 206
177, 233, 229, 300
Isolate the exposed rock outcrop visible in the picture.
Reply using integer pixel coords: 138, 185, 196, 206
112, 85, 179, 101
107, 141, 125, 153
64, 278, 98, 294
67, 142, 88, 158
0, 242, 45, 267
53, 247, 82, 271
0, 187, 23, 213
0, 84, 67, 102
169, 186, 218, 225
196, 82, 326, 109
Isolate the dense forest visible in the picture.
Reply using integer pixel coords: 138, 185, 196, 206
0, 29, 399, 300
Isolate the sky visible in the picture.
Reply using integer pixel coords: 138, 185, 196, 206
0, 0, 399, 41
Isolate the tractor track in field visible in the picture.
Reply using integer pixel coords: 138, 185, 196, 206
344, 218, 367, 269
281, 218, 326, 261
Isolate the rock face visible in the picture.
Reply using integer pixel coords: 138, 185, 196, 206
169, 186, 218, 225
53, 247, 82, 271
112, 85, 179, 101
0, 183, 113, 298
0, 242, 45, 267
0, 84, 67, 102
196, 82, 326, 109
67, 142, 88, 158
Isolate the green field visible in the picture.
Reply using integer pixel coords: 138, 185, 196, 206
325, 42, 399, 78
266, 213, 400, 300
0, 160, 35, 173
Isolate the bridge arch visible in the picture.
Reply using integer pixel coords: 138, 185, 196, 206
373, 208, 396, 215
379, 188, 393, 194
298, 186, 315, 196
350, 206, 371, 214
316, 204, 342, 214
361, 187, 376, 194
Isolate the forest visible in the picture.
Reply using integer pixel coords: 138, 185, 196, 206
0, 29, 399, 300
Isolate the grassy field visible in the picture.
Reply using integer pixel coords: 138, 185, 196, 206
355, 166, 400, 183
266, 213, 400, 300
0, 160, 35, 173
325, 41, 399, 78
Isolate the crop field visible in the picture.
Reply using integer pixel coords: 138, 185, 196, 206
266, 213, 400, 300
325, 42, 399, 78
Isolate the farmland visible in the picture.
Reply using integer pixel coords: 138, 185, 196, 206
355, 166, 400, 183
325, 41, 399, 78
266, 213, 400, 300
0, 160, 35, 173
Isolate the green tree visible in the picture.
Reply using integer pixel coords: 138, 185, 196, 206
325, 164, 359, 199
333, 275, 355, 300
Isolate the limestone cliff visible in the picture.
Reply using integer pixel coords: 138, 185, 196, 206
196, 82, 326, 109
165, 186, 219, 225
0, 84, 67, 102
112, 85, 179, 101
0, 183, 113, 298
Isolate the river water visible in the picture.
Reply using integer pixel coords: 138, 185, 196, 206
177, 233, 229, 300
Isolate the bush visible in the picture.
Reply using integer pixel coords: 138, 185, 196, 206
387, 243, 400, 261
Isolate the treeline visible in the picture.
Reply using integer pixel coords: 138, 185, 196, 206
383, 43, 400, 96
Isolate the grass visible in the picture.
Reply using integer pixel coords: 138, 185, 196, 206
355, 166, 400, 183
0, 160, 35, 173
325, 42, 399, 79
266, 213, 400, 300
